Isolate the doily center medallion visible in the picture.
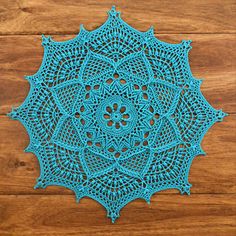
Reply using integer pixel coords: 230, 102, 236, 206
96, 95, 138, 136
72, 69, 161, 161
9, 6, 227, 223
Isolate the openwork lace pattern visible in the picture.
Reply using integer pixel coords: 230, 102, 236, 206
9, 6, 227, 222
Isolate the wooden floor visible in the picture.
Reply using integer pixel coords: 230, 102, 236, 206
0, 1, 236, 235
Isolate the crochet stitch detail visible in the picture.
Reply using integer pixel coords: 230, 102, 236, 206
9, 6, 227, 223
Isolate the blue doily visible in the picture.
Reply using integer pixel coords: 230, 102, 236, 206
9, 6, 227, 222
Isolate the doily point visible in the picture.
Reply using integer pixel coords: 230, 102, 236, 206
7, 107, 18, 120
10, 7, 226, 223
179, 183, 192, 195
108, 5, 120, 17
34, 179, 47, 189
24, 146, 32, 153
192, 145, 206, 156
79, 24, 85, 31
145, 198, 151, 204
75, 189, 85, 203
216, 109, 228, 121
42, 34, 52, 46
24, 75, 30, 81
144, 26, 155, 41
182, 39, 192, 50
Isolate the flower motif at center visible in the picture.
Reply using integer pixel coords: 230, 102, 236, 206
9, 6, 227, 223
96, 95, 138, 136
71, 68, 162, 160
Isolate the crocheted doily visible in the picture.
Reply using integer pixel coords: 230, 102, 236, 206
9, 6, 227, 222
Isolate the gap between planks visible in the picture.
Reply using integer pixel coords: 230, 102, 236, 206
1, 33, 236, 36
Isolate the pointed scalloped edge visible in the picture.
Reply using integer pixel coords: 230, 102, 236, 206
187, 78, 228, 146
8, 95, 227, 223
26, 5, 193, 83
26, 142, 206, 223
33, 177, 193, 223
8, 100, 227, 223
7, 5, 228, 223
39, 6, 191, 46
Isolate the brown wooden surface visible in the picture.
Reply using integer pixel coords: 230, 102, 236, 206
0, 0, 235, 34
0, 34, 235, 115
0, 114, 235, 195
0, 195, 235, 236
0, 1, 236, 235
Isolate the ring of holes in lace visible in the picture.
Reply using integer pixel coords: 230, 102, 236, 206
96, 95, 138, 136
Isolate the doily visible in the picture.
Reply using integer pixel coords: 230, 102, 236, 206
9, 6, 227, 222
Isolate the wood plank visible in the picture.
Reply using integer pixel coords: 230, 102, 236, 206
0, 0, 235, 34
0, 194, 235, 236
0, 114, 235, 195
0, 34, 235, 114
0, 2, 235, 235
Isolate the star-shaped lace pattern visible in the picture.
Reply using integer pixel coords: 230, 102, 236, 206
9, 6, 227, 222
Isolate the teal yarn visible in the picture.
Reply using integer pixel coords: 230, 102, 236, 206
8, 6, 227, 223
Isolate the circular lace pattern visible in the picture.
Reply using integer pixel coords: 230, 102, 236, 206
95, 95, 138, 136
9, 6, 227, 223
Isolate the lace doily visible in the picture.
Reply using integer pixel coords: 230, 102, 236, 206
9, 6, 227, 222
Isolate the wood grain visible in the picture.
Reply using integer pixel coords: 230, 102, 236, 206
0, 194, 235, 236
0, 1, 235, 235
0, 0, 235, 34
0, 114, 235, 195
0, 34, 235, 115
